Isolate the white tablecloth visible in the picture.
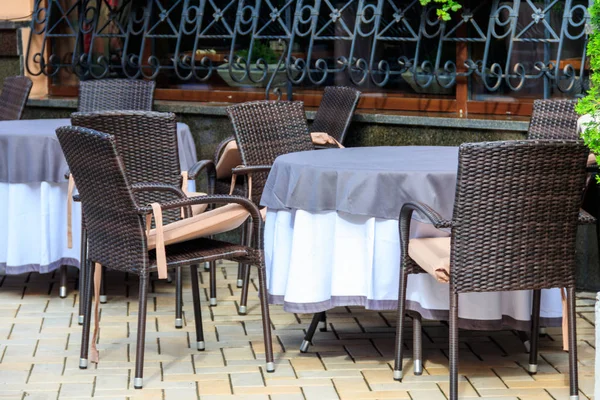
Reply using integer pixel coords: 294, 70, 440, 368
262, 147, 563, 330
0, 119, 197, 275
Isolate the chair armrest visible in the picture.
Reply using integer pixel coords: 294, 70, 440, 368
131, 182, 188, 200
579, 209, 596, 225
188, 159, 216, 195
586, 164, 599, 173
136, 194, 264, 249
400, 202, 452, 229
188, 159, 216, 180
232, 165, 272, 175
64, 171, 71, 180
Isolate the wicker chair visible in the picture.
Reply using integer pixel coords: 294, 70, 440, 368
71, 111, 215, 327
527, 99, 579, 140
393, 140, 590, 400
310, 86, 361, 144
56, 125, 274, 389
226, 100, 314, 313
0, 76, 33, 120
78, 79, 155, 112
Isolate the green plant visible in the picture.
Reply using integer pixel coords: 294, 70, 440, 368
236, 41, 279, 65
576, 2, 600, 167
420, 0, 462, 21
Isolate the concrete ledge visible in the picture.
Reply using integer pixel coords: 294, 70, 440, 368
27, 96, 530, 132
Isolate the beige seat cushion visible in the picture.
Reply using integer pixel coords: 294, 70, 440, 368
408, 237, 451, 283
588, 153, 596, 166
148, 205, 268, 250
310, 132, 344, 148
215, 140, 243, 179
185, 191, 209, 215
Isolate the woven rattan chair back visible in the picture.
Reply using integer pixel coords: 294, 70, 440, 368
310, 86, 361, 143
78, 79, 155, 112
450, 140, 588, 294
527, 99, 579, 140
227, 100, 314, 203
56, 126, 148, 273
0, 76, 33, 120
71, 111, 183, 224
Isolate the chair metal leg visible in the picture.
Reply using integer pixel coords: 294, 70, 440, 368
257, 263, 275, 372
300, 312, 324, 353
78, 222, 88, 325
59, 266, 68, 298
528, 289, 541, 374
79, 261, 94, 369
237, 225, 247, 288
413, 312, 423, 376
175, 268, 183, 328
239, 222, 253, 314
190, 265, 205, 351
209, 261, 217, 306
238, 264, 251, 314
567, 287, 579, 400
134, 273, 149, 389
449, 292, 459, 400
99, 266, 107, 303
393, 268, 408, 381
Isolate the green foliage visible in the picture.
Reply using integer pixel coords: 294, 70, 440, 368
420, 0, 462, 21
236, 41, 279, 64
576, 2, 600, 167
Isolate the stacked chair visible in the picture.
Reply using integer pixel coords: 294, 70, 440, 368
72, 111, 214, 329
58, 122, 274, 389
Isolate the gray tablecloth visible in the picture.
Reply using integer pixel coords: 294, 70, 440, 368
261, 146, 459, 220
0, 119, 197, 183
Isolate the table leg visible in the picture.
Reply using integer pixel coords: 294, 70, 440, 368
300, 312, 325, 353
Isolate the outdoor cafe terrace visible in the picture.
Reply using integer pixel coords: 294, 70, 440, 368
0, 0, 598, 399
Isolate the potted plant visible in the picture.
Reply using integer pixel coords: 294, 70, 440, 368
575, 4, 600, 397
400, 0, 462, 94
217, 41, 291, 88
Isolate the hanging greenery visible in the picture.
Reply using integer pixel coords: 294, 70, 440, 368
576, 2, 600, 158
420, 0, 462, 21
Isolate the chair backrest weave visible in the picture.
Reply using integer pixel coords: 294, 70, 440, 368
78, 79, 155, 112
527, 99, 579, 140
450, 140, 588, 294
56, 126, 148, 272
0, 76, 33, 120
226, 100, 314, 203
71, 111, 183, 224
310, 86, 361, 144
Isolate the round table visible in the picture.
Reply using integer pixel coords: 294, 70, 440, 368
261, 146, 563, 330
0, 119, 197, 275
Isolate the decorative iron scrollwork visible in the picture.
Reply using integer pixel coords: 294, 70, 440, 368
26, 0, 591, 98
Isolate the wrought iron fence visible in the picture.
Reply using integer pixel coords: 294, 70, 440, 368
26, 0, 591, 99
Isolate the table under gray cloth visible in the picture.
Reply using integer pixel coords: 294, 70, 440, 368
0, 119, 197, 183
261, 146, 460, 221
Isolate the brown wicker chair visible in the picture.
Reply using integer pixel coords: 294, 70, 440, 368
71, 111, 215, 327
56, 125, 274, 389
78, 79, 156, 112
393, 140, 589, 400
226, 100, 314, 314
310, 86, 361, 144
0, 76, 33, 120
527, 99, 579, 140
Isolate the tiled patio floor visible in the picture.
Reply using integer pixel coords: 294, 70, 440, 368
0, 262, 596, 400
